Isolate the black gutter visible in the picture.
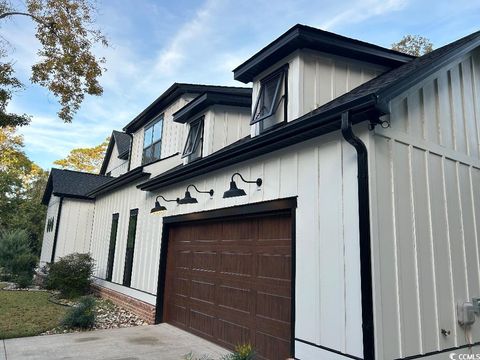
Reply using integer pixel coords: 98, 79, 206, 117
52, 192, 94, 201
139, 94, 380, 191
50, 197, 64, 263
87, 166, 150, 197
340, 111, 375, 360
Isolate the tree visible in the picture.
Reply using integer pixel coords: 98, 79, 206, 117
54, 137, 109, 173
0, 126, 47, 254
0, 0, 108, 127
392, 35, 433, 56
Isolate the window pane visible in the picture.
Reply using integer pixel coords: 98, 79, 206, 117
183, 119, 203, 161
152, 141, 161, 161
252, 70, 285, 125
143, 126, 153, 148
152, 119, 163, 143
143, 147, 152, 165
262, 75, 280, 114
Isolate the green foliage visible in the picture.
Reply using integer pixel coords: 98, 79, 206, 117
0, 229, 38, 286
0, 0, 109, 125
46, 253, 94, 298
392, 35, 433, 56
0, 127, 47, 255
221, 344, 256, 360
61, 296, 96, 329
54, 137, 109, 173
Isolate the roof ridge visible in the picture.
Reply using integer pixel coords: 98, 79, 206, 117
51, 167, 112, 177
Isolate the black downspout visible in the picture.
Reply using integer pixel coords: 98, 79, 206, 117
341, 111, 375, 360
50, 197, 64, 263
126, 132, 134, 172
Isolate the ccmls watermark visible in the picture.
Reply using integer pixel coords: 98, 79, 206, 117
449, 353, 480, 359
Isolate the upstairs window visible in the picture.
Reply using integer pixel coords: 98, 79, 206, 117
142, 115, 163, 165
182, 117, 204, 162
251, 66, 288, 132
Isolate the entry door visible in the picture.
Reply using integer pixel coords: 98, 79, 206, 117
164, 213, 292, 360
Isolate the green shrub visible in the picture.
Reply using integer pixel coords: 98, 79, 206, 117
46, 253, 95, 298
62, 296, 96, 329
221, 344, 255, 360
0, 229, 37, 286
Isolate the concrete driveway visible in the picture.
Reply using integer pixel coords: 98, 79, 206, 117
1, 324, 229, 360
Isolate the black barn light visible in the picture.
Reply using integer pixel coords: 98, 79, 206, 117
150, 195, 179, 214
223, 172, 262, 198
178, 184, 214, 205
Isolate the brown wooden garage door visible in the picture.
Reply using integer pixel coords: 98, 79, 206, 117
163, 212, 292, 360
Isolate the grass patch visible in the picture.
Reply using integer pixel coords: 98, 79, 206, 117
0, 290, 68, 339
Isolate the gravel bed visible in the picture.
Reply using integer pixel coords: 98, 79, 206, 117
41, 297, 148, 335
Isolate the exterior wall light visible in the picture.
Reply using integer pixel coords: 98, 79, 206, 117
178, 184, 214, 205
150, 195, 179, 214
223, 172, 262, 198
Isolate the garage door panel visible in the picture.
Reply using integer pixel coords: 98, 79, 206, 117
164, 213, 292, 360
256, 253, 291, 282
221, 219, 258, 241
192, 222, 222, 243
256, 331, 291, 360
258, 215, 291, 238
217, 284, 253, 314
191, 250, 217, 272
190, 279, 216, 304
219, 251, 254, 277
256, 291, 291, 324
217, 318, 252, 348
189, 309, 216, 338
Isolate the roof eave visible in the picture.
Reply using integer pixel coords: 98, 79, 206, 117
173, 92, 252, 124
139, 94, 381, 192
233, 25, 414, 84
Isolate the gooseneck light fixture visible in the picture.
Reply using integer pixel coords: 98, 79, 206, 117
150, 195, 179, 214
178, 184, 214, 205
223, 172, 262, 198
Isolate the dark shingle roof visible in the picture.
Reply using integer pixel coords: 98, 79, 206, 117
42, 168, 113, 205
100, 130, 132, 175
112, 131, 131, 158
138, 29, 480, 192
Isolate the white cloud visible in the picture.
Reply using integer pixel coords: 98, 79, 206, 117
320, 0, 408, 30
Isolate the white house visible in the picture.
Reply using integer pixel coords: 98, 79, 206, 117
40, 24, 480, 360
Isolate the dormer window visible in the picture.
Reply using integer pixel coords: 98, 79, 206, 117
142, 115, 163, 165
182, 117, 204, 162
251, 65, 288, 132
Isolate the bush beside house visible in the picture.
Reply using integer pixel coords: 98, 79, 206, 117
46, 253, 95, 298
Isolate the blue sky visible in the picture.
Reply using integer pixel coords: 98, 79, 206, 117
3, 0, 480, 169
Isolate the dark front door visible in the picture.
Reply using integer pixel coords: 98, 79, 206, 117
163, 213, 292, 360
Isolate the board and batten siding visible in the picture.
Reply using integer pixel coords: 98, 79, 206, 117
53, 199, 95, 261
39, 195, 61, 266
370, 48, 480, 359
202, 105, 251, 157
129, 94, 197, 169
250, 49, 388, 137
89, 130, 365, 358
105, 142, 129, 177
